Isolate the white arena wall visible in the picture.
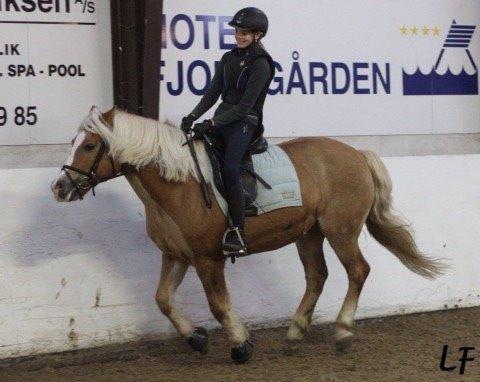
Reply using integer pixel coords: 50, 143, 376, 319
0, 153, 479, 358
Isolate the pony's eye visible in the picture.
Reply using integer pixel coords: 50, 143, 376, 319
84, 143, 96, 152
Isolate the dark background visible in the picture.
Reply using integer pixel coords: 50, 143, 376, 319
110, 0, 162, 119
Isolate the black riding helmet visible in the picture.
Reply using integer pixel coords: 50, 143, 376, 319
228, 7, 269, 38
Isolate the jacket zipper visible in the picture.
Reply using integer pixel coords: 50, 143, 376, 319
223, 65, 227, 90
236, 66, 248, 89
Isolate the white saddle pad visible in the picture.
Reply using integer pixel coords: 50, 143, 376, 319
212, 144, 303, 216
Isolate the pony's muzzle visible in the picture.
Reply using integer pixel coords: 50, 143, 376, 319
51, 178, 67, 201
51, 175, 79, 202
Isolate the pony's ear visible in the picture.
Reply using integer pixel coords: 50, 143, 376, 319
84, 105, 113, 133
89, 105, 102, 117
101, 106, 116, 130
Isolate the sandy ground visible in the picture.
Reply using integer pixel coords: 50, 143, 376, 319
0, 307, 479, 382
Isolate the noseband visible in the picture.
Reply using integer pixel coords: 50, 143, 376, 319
61, 141, 124, 199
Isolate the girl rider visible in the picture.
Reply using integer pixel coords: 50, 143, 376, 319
181, 7, 275, 259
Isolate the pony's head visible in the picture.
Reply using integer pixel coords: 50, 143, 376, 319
52, 105, 212, 202
51, 106, 122, 202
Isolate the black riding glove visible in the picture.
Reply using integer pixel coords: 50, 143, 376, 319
193, 119, 214, 137
181, 114, 196, 134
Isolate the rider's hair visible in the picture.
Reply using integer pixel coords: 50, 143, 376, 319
253, 31, 265, 50
256, 40, 266, 50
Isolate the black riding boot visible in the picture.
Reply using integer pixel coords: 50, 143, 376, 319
222, 226, 247, 261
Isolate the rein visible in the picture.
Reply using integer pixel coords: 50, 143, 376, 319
183, 129, 212, 209
61, 141, 125, 199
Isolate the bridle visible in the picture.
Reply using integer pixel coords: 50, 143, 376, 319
61, 140, 124, 200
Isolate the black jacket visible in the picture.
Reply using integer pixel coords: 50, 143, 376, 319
190, 43, 275, 133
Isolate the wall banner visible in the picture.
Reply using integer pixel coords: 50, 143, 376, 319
159, 0, 480, 137
0, 0, 112, 145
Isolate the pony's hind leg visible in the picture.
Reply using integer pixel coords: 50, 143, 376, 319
287, 225, 328, 341
328, 235, 370, 351
155, 254, 200, 348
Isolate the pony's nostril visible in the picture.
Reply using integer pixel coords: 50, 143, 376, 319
52, 180, 67, 198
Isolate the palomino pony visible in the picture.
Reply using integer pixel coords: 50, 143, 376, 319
51, 106, 445, 364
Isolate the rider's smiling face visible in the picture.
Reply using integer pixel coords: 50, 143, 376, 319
235, 27, 261, 49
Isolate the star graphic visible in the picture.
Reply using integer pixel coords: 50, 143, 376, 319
410, 26, 418, 35
422, 26, 429, 35
432, 26, 440, 36
400, 26, 408, 35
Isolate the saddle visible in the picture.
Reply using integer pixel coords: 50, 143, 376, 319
203, 129, 270, 217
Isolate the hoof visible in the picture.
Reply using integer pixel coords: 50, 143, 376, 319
231, 339, 253, 364
187, 327, 209, 355
335, 331, 354, 353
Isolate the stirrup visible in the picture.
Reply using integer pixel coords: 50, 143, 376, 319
222, 226, 247, 264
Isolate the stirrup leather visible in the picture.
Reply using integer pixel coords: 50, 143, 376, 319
222, 226, 247, 263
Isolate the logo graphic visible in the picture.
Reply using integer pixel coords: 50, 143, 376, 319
403, 20, 477, 95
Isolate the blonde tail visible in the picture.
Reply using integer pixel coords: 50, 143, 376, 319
361, 150, 447, 279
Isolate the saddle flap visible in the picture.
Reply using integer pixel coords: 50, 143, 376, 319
241, 153, 258, 207
248, 124, 268, 155
203, 137, 259, 212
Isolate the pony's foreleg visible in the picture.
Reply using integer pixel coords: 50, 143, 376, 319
287, 226, 328, 341
194, 255, 252, 364
155, 254, 196, 338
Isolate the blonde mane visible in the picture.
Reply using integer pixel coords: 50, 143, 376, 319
80, 107, 212, 183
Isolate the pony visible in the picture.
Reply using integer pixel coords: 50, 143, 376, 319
51, 106, 445, 364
